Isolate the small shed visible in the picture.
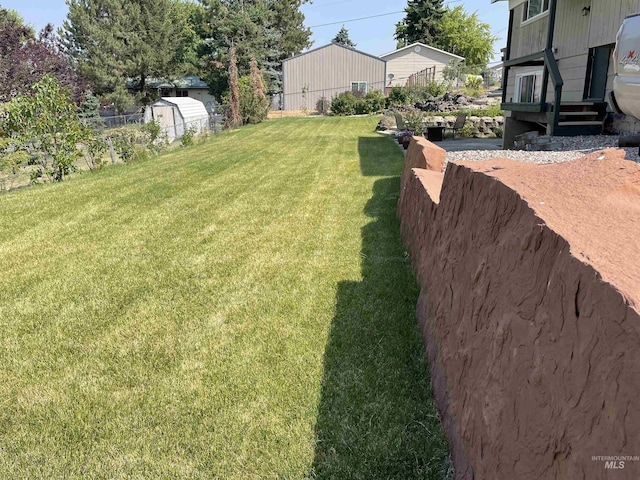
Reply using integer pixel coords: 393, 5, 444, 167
381, 42, 464, 87
144, 97, 210, 142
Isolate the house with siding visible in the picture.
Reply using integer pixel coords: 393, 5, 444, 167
127, 76, 217, 112
282, 43, 386, 111
496, 0, 637, 146
380, 42, 464, 87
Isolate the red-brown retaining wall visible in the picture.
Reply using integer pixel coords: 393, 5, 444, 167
398, 138, 640, 479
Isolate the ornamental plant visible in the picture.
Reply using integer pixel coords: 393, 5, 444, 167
1, 75, 88, 182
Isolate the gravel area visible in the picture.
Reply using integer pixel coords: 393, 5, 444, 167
446, 135, 640, 164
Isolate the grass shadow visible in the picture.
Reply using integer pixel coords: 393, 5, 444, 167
358, 134, 405, 177
310, 137, 450, 479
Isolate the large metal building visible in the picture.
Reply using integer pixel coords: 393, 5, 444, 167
282, 43, 386, 111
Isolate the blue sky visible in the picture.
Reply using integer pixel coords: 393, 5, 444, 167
3, 0, 508, 63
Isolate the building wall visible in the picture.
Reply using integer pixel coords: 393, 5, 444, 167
186, 90, 217, 111
163, 89, 217, 112
382, 48, 462, 87
508, 2, 549, 59
506, 0, 640, 105
282, 44, 386, 111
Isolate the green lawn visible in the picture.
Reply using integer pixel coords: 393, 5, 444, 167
0, 117, 449, 478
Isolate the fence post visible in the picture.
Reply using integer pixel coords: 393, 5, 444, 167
107, 137, 117, 164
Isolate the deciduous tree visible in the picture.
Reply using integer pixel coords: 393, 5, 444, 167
0, 8, 85, 102
1, 76, 88, 182
439, 6, 496, 71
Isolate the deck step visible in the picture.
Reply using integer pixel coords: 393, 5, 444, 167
557, 121, 603, 126
559, 111, 599, 116
560, 101, 600, 106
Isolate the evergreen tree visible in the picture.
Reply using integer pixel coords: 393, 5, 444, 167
332, 26, 356, 47
62, 0, 190, 105
199, 0, 312, 97
394, 0, 445, 49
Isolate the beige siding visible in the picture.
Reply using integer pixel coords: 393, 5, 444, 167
187, 90, 216, 109
382, 48, 462, 86
509, 3, 548, 58
589, 0, 640, 47
282, 44, 385, 111
505, 0, 634, 106
553, 0, 591, 58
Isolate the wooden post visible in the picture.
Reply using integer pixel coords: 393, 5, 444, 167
107, 137, 116, 164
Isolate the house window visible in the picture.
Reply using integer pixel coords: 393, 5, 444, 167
176, 89, 189, 97
161, 88, 172, 97
522, 0, 549, 22
515, 71, 543, 103
351, 82, 368, 94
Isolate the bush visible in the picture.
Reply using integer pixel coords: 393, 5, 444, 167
402, 108, 427, 133
424, 81, 450, 98
331, 92, 358, 116
363, 91, 385, 113
464, 75, 484, 97
238, 75, 270, 125
460, 121, 475, 138
316, 96, 330, 114
181, 126, 197, 147
387, 86, 409, 106
331, 90, 385, 116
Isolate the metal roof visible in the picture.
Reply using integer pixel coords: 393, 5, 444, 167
282, 42, 386, 64
153, 97, 209, 120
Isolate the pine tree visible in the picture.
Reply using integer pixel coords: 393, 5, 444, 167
62, 0, 189, 103
225, 46, 242, 129
332, 26, 356, 47
394, 0, 446, 49
199, 0, 312, 97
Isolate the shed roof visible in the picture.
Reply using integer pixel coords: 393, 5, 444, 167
380, 42, 464, 61
282, 42, 386, 64
153, 97, 209, 119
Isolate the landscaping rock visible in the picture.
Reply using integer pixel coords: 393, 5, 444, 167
398, 149, 640, 479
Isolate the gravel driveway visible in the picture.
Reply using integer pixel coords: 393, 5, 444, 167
445, 135, 640, 164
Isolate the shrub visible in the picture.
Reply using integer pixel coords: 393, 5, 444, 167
181, 126, 197, 147
387, 86, 409, 106
424, 81, 450, 98
363, 91, 385, 113
316, 96, 330, 114
239, 76, 270, 125
464, 75, 484, 97
402, 108, 427, 133
331, 90, 385, 116
331, 92, 358, 116
460, 121, 475, 138
1, 75, 88, 182
86, 134, 108, 170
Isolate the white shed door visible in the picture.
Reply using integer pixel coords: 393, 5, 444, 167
152, 106, 175, 129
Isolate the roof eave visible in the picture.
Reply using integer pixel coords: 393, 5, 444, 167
379, 42, 465, 60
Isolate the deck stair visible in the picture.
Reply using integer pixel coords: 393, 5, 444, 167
551, 101, 607, 136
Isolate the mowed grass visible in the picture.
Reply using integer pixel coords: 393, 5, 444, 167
0, 117, 449, 478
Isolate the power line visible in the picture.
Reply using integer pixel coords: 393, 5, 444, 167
309, 11, 404, 28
